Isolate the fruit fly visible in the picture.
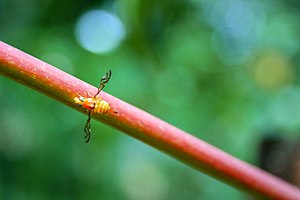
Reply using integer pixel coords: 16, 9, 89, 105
74, 70, 112, 143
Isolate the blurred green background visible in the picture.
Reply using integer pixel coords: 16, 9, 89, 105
1, 0, 300, 199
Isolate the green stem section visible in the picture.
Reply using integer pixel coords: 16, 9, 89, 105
0, 41, 299, 199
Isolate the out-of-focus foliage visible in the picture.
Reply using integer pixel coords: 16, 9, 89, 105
1, 0, 300, 199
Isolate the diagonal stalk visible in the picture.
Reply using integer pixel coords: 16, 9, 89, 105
0, 41, 299, 199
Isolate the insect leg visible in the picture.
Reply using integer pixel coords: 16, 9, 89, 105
93, 70, 112, 98
84, 111, 92, 143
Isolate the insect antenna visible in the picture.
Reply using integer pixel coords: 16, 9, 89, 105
84, 111, 92, 143
93, 70, 112, 98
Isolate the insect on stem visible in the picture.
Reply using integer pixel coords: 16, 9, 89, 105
74, 70, 113, 143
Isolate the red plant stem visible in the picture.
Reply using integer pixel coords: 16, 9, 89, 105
0, 41, 299, 199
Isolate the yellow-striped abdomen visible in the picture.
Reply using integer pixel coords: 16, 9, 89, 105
94, 99, 110, 114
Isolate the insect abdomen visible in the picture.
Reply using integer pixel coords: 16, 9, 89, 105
94, 100, 110, 114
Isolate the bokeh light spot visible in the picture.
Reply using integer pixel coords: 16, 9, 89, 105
253, 52, 293, 90
201, 0, 266, 63
75, 10, 125, 54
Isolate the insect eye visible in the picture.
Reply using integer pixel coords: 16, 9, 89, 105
79, 96, 85, 102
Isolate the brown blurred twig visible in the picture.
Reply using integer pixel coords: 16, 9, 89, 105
0, 41, 300, 199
